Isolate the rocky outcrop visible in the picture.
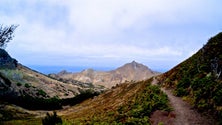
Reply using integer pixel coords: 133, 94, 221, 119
0, 49, 17, 97
0, 49, 17, 69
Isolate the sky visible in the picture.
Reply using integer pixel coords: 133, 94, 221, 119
0, 0, 222, 72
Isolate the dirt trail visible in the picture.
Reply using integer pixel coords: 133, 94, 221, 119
152, 78, 215, 125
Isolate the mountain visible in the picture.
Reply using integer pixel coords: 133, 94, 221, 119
0, 50, 169, 124
55, 32, 221, 124
3, 32, 222, 124
158, 32, 222, 123
49, 61, 159, 88
0, 49, 102, 110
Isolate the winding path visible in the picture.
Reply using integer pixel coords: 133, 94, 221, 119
152, 78, 215, 125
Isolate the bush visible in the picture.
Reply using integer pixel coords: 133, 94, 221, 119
42, 111, 62, 125
61, 89, 99, 106
24, 83, 31, 88
37, 89, 47, 97
16, 82, 22, 87
115, 84, 170, 124
174, 88, 189, 97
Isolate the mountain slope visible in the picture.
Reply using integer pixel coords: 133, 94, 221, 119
0, 49, 102, 111
50, 61, 159, 88
158, 32, 222, 123
0, 64, 82, 110
58, 78, 172, 124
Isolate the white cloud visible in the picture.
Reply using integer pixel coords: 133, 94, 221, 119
0, 0, 221, 70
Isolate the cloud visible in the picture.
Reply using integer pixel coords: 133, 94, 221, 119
0, 0, 222, 70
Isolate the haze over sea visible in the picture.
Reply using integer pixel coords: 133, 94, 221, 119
28, 65, 167, 75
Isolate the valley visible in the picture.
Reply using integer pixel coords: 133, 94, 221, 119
0, 28, 222, 124
1, 1, 222, 124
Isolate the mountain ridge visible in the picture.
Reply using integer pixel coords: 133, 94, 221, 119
0, 49, 104, 111
50, 61, 160, 88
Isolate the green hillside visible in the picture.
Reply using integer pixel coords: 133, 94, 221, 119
60, 79, 172, 125
159, 32, 222, 122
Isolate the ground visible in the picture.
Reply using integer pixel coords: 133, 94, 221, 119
151, 77, 216, 125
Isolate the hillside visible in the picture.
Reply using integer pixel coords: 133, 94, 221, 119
1, 31, 221, 124
0, 49, 103, 111
50, 61, 159, 88
0, 64, 98, 110
0, 55, 170, 124
158, 32, 222, 123
57, 79, 172, 124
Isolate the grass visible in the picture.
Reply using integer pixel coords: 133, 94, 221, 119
60, 79, 171, 124
2, 119, 42, 125
1, 71, 171, 124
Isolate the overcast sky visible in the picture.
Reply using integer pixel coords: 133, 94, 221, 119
0, 0, 222, 71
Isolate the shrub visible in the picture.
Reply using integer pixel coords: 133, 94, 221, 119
16, 82, 22, 87
24, 83, 31, 88
61, 89, 99, 106
42, 111, 62, 125
115, 84, 170, 124
37, 89, 47, 97
174, 88, 189, 97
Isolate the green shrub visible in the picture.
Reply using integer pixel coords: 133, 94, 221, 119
24, 83, 31, 88
16, 82, 22, 87
174, 88, 189, 97
37, 89, 47, 97
42, 111, 62, 125
115, 84, 170, 124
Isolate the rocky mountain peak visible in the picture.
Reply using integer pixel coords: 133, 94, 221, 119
57, 70, 71, 75
52, 61, 160, 88
131, 60, 138, 69
117, 61, 151, 72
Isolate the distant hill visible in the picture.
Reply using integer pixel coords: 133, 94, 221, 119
0, 49, 103, 110
49, 61, 160, 88
158, 32, 222, 123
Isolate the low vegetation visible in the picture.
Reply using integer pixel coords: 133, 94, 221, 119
42, 112, 62, 125
159, 32, 222, 123
2, 89, 99, 110
62, 79, 171, 124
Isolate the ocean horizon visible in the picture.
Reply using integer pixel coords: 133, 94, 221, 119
27, 65, 168, 75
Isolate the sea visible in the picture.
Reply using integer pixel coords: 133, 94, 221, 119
28, 65, 115, 75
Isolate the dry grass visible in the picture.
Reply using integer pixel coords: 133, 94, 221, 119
58, 78, 170, 124
59, 81, 145, 119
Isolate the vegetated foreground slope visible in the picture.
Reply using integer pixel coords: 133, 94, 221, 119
50, 61, 159, 88
59, 78, 172, 124
158, 32, 222, 123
